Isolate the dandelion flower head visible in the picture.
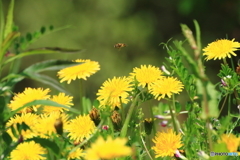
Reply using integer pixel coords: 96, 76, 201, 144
8, 88, 50, 113
34, 112, 69, 138
203, 39, 240, 61
65, 114, 96, 142
58, 59, 100, 84
96, 76, 133, 109
152, 129, 183, 158
85, 136, 132, 160
130, 65, 163, 88
67, 147, 85, 160
149, 77, 184, 100
6, 113, 39, 141
42, 92, 73, 113
10, 141, 46, 160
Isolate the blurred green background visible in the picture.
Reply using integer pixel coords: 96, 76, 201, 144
2, 0, 240, 104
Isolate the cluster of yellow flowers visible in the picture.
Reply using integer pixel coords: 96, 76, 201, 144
7, 38, 240, 159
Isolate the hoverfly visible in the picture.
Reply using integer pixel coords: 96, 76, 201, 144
114, 43, 127, 50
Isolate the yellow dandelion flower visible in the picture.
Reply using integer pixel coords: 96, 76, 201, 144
34, 112, 69, 138
67, 148, 85, 160
85, 136, 132, 160
10, 141, 46, 160
57, 59, 100, 84
152, 129, 183, 158
65, 114, 96, 142
130, 65, 163, 88
6, 113, 39, 141
8, 88, 50, 113
220, 134, 240, 152
42, 93, 73, 113
96, 76, 133, 109
149, 77, 184, 100
203, 39, 240, 60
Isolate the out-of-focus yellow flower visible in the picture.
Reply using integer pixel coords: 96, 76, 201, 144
34, 112, 69, 138
67, 147, 85, 160
42, 92, 73, 113
10, 141, 46, 160
57, 59, 100, 84
6, 113, 39, 141
8, 88, 50, 113
220, 133, 240, 152
85, 136, 132, 160
203, 39, 240, 60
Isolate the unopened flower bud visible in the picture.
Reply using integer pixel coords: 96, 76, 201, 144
89, 107, 101, 126
144, 118, 155, 135
54, 117, 63, 135
236, 66, 240, 75
111, 110, 122, 131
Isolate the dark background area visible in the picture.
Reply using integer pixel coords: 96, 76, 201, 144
2, 0, 240, 105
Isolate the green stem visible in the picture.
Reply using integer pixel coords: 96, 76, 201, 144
206, 119, 213, 151
218, 95, 228, 118
79, 79, 85, 113
120, 93, 140, 138
169, 95, 179, 134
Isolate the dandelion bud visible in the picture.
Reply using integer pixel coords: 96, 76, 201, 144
144, 118, 155, 135
54, 117, 63, 135
89, 107, 101, 126
111, 110, 122, 131
236, 65, 240, 75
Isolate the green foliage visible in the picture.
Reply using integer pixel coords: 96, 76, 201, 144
0, 1, 240, 160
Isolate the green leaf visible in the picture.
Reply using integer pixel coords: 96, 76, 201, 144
196, 80, 220, 119
3, 48, 82, 66
0, 0, 5, 45
0, 73, 25, 95
26, 32, 32, 41
23, 59, 84, 73
1, 31, 20, 58
175, 102, 182, 113
8, 100, 80, 119
10, 125, 18, 138
2, 131, 12, 145
0, 96, 6, 113
3, 0, 14, 39
40, 26, 46, 34
24, 73, 70, 94
28, 137, 60, 155
16, 122, 30, 133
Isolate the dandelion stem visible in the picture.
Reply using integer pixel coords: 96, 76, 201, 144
120, 93, 140, 138
140, 134, 153, 160
79, 79, 85, 113
169, 95, 179, 134
218, 95, 228, 118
